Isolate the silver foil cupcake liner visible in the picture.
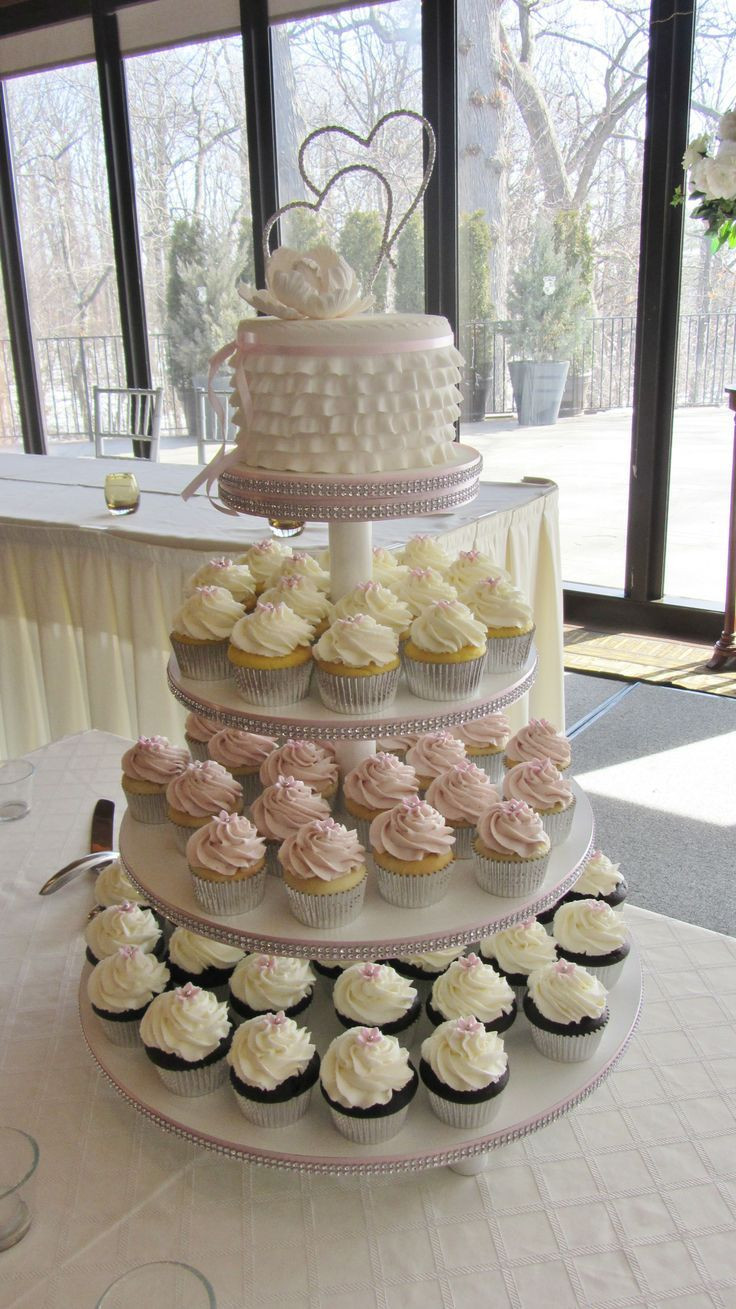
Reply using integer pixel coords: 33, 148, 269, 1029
315, 666, 400, 715
285, 879, 366, 928
232, 1085, 313, 1127
426, 1087, 505, 1129
124, 789, 168, 825
328, 1103, 410, 1143
265, 842, 282, 877
154, 1056, 229, 1096
484, 627, 535, 673
189, 867, 266, 916
237, 771, 264, 807
528, 1021, 607, 1063
473, 850, 550, 898
98, 1015, 143, 1048
185, 737, 211, 762
170, 636, 231, 682
539, 797, 576, 846
375, 861, 454, 908
464, 750, 506, 783
449, 824, 474, 859
403, 653, 485, 702
169, 817, 204, 854
580, 957, 627, 989
231, 661, 313, 707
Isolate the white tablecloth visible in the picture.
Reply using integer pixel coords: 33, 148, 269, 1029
0, 456, 563, 756
2, 730, 735, 1309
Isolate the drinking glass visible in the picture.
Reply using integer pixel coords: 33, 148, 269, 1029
95, 1261, 216, 1308
0, 1128, 39, 1250
0, 760, 34, 821
104, 472, 140, 515
268, 517, 304, 538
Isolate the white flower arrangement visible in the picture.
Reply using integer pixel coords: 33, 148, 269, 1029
674, 109, 736, 251
238, 245, 372, 320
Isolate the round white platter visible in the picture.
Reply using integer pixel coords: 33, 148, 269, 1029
218, 445, 483, 521
79, 945, 641, 1175
167, 652, 537, 741
119, 784, 593, 960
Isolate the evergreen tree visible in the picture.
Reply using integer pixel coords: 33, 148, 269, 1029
504, 219, 590, 360
338, 211, 388, 311
166, 218, 247, 394
394, 213, 424, 312
458, 211, 493, 326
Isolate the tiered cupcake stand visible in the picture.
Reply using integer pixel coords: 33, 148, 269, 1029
80, 450, 642, 1175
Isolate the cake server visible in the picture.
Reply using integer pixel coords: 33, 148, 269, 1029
39, 799, 116, 895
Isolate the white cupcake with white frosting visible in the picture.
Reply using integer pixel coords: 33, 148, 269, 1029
313, 615, 400, 714
170, 585, 245, 680
228, 601, 314, 706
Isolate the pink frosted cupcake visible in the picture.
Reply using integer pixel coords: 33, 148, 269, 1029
342, 752, 420, 844
184, 712, 221, 762
279, 818, 367, 928
453, 712, 511, 782
376, 733, 419, 760
207, 728, 277, 805
186, 810, 267, 916
473, 799, 551, 898
369, 796, 456, 908
259, 739, 339, 805
505, 719, 572, 774
250, 775, 331, 874
502, 757, 576, 845
121, 736, 189, 824
405, 731, 467, 791
425, 762, 499, 858
170, 585, 245, 680
165, 760, 243, 853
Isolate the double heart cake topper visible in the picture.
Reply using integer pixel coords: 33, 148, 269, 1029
260, 109, 437, 292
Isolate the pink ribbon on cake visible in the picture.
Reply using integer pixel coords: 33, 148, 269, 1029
181, 322, 455, 512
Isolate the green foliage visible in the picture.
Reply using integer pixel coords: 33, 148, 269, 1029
338, 211, 387, 311
166, 217, 246, 391
282, 207, 327, 251
458, 210, 493, 326
504, 216, 591, 361
394, 213, 424, 312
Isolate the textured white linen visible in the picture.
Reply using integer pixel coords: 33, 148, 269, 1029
1, 730, 735, 1309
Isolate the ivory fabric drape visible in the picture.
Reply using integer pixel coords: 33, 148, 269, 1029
0, 456, 563, 755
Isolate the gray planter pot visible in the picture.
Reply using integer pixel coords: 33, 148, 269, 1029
508, 360, 570, 427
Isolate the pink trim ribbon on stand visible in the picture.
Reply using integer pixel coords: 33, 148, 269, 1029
181, 324, 456, 512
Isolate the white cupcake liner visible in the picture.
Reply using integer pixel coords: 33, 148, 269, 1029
97, 1014, 144, 1047
573, 956, 627, 989
328, 1103, 410, 1143
464, 750, 506, 783
375, 861, 454, 908
528, 1020, 607, 1063
190, 867, 266, 916
170, 636, 231, 681
539, 797, 576, 846
185, 736, 211, 762
153, 1056, 229, 1096
426, 1088, 505, 1129
484, 627, 535, 673
232, 1085, 313, 1127
315, 666, 399, 715
232, 661, 313, 707
285, 879, 366, 928
473, 849, 550, 898
403, 653, 485, 702
124, 789, 168, 825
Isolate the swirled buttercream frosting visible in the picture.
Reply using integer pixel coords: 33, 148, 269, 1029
229, 602, 313, 657
229, 954, 314, 1011
259, 576, 333, 627
185, 558, 256, 606
278, 818, 365, 883
250, 776, 330, 841
431, 955, 515, 1023
87, 946, 169, 1014
168, 928, 245, 974
369, 797, 454, 859
333, 963, 417, 1025
320, 1027, 414, 1109
480, 920, 557, 976
331, 582, 413, 636
502, 758, 573, 811
186, 811, 265, 875
409, 600, 487, 654
397, 566, 457, 617
475, 800, 550, 859
171, 586, 245, 640
454, 713, 511, 751
527, 960, 607, 1024
553, 899, 629, 955
399, 535, 453, 573
95, 858, 147, 907
396, 947, 466, 974
343, 752, 419, 811
421, 1017, 508, 1093
236, 540, 292, 588
425, 762, 497, 823
313, 615, 398, 667
259, 739, 338, 793
227, 1012, 316, 1091
406, 732, 467, 779
506, 719, 571, 769
121, 736, 189, 784
166, 760, 243, 818
574, 851, 624, 897
85, 903, 161, 959
207, 728, 277, 771
276, 552, 330, 592
461, 578, 533, 631
185, 712, 220, 743
446, 549, 510, 591
140, 984, 231, 1062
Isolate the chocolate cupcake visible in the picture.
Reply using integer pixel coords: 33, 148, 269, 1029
227, 1011, 320, 1127
320, 1027, 418, 1143
420, 1017, 510, 1129
140, 983, 232, 1096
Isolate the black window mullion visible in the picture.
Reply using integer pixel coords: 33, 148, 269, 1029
0, 81, 45, 453
421, 0, 458, 335
240, 0, 278, 290
625, 0, 695, 601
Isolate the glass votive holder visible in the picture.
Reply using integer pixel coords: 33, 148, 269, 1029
268, 517, 304, 538
95, 1261, 216, 1308
0, 1127, 39, 1250
104, 472, 140, 516
0, 760, 34, 821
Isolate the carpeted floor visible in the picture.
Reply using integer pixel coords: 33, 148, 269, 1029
565, 673, 736, 937
564, 625, 736, 697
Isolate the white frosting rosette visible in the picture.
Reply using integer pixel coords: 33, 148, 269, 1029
228, 602, 314, 706
227, 1011, 319, 1127
446, 549, 510, 591
171, 586, 245, 679
397, 566, 457, 617
331, 581, 413, 637
184, 558, 256, 607
460, 577, 535, 672
398, 535, 453, 574
404, 600, 487, 701
524, 960, 609, 1063
552, 899, 630, 986
236, 539, 293, 590
229, 954, 315, 1022
85, 902, 161, 964
333, 962, 419, 1038
167, 928, 245, 996
229, 602, 313, 657
140, 983, 232, 1095
420, 1017, 510, 1128
313, 615, 400, 714
320, 1027, 418, 1143
572, 850, 626, 908
94, 858, 148, 908
276, 552, 330, 592
259, 576, 333, 633
428, 954, 516, 1032
88, 946, 169, 1046
479, 919, 557, 1001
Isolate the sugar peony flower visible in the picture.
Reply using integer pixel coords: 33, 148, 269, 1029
238, 245, 373, 321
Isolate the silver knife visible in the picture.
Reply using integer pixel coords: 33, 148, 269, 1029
39, 799, 116, 895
